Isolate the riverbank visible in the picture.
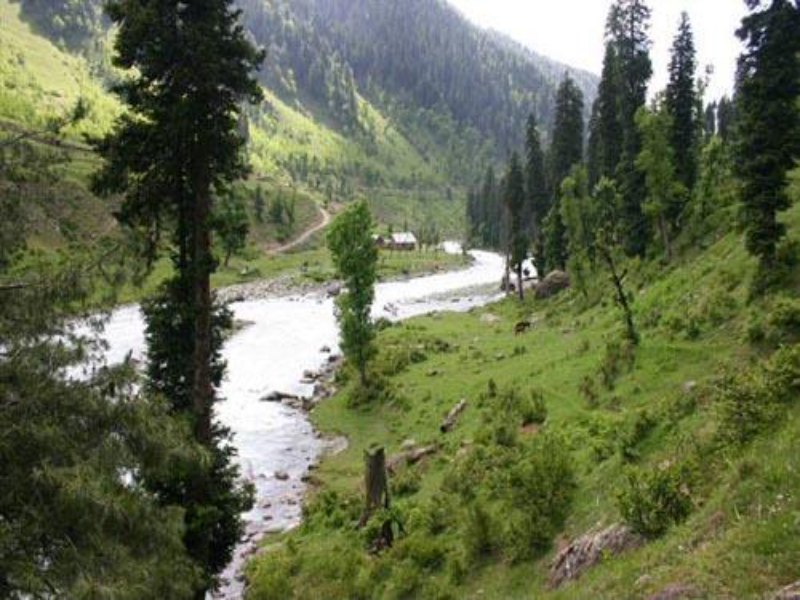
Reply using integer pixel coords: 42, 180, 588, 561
242, 207, 800, 599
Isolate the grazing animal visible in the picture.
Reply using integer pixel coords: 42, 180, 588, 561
515, 320, 533, 335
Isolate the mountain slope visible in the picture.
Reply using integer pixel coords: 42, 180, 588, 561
1, 0, 597, 239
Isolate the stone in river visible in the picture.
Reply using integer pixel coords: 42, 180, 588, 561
274, 471, 290, 481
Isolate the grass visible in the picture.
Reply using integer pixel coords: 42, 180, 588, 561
245, 202, 800, 599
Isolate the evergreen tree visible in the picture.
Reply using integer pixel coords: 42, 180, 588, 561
546, 74, 585, 272
717, 96, 737, 142
216, 192, 250, 267
636, 103, 687, 261
587, 100, 603, 189
327, 201, 379, 391
505, 152, 528, 300
735, 0, 800, 269
665, 11, 699, 193
93, 0, 263, 595
608, 0, 653, 258
703, 101, 718, 141
525, 113, 549, 278
596, 43, 624, 180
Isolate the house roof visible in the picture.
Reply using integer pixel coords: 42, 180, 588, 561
391, 232, 417, 244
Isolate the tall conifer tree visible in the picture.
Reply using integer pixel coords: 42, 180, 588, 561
545, 74, 585, 272
505, 152, 528, 300
666, 12, 699, 195
94, 0, 263, 595
608, 0, 653, 257
525, 113, 549, 277
735, 0, 800, 269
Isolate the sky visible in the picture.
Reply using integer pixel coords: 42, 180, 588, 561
447, 0, 747, 101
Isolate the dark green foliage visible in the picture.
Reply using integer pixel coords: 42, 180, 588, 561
0, 244, 201, 596
215, 191, 249, 266
665, 12, 699, 193
717, 95, 737, 143
596, 43, 625, 181
545, 75, 585, 272
617, 459, 695, 538
608, 0, 654, 258
467, 166, 503, 249
94, 0, 263, 593
735, 0, 800, 269
504, 152, 528, 299
716, 345, 799, 446
328, 200, 379, 389
525, 114, 550, 278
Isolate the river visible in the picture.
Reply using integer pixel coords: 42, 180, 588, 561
96, 247, 504, 598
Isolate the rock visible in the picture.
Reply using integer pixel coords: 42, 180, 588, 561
647, 584, 701, 600
682, 380, 697, 393
400, 438, 417, 451
549, 523, 642, 588
771, 581, 800, 600
325, 282, 343, 298
515, 320, 533, 335
535, 270, 571, 299
480, 313, 501, 324
320, 345, 331, 354
440, 399, 467, 433
387, 444, 438, 472
427, 369, 442, 377
274, 471, 290, 481
261, 391, 299, 403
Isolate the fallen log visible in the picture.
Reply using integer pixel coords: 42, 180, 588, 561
440, 399, 467, 433
386, 445, 438, 473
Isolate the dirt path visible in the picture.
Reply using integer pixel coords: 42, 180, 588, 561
267, 204, 332, 254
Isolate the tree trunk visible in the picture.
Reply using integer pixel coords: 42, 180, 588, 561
600, 246, 639, 345
191, 167, 214, 447
517, 262, 525, 301
359, 447, 390, 527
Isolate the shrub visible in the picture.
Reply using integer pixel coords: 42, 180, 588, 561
599, 338, 636, 390
390, 466, 421, 498
716, 345, 800, 445
499, 434, 576, 560
302, 490, 361, 531
748, 296, 800, 347
617, 459, 695, 538
521, 389, 548, 426
619, 410, 656, 462
579, 375, 600, 408
462, 502, 495, 562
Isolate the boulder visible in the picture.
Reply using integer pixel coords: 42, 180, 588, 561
549, 523, 641, 588
535, 270, 571, 299
274, 470, 290, 481
480, 313, 501, 324
261, 391, 299, 403
771, 581, 800, 600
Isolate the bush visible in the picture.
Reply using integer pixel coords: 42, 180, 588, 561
617, 459, 695, 538
716, 345, 800, 445
599, 338, 636, 390
462, 502, 495, 562
499, 434, 576, 560
302, 490, 361, 531
390, 466, 422, 497
747, 296, 800, 347
619, 410, 656, 462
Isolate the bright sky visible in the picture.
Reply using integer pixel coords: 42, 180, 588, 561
447, 0, 747, 101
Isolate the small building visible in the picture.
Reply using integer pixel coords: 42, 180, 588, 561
388, 232, 418, 251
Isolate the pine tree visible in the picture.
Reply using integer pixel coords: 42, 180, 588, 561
717, 96, 737, 142
596, 43, 624, 180
93, 0, 263, 595
546, 74, 585, 272
735, 0, 800, 269
525, 113, 549, 278
505, 152, 528, 300
587, 100, 603, 189
608, 0, 653, 258
666, 11, 699, 194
